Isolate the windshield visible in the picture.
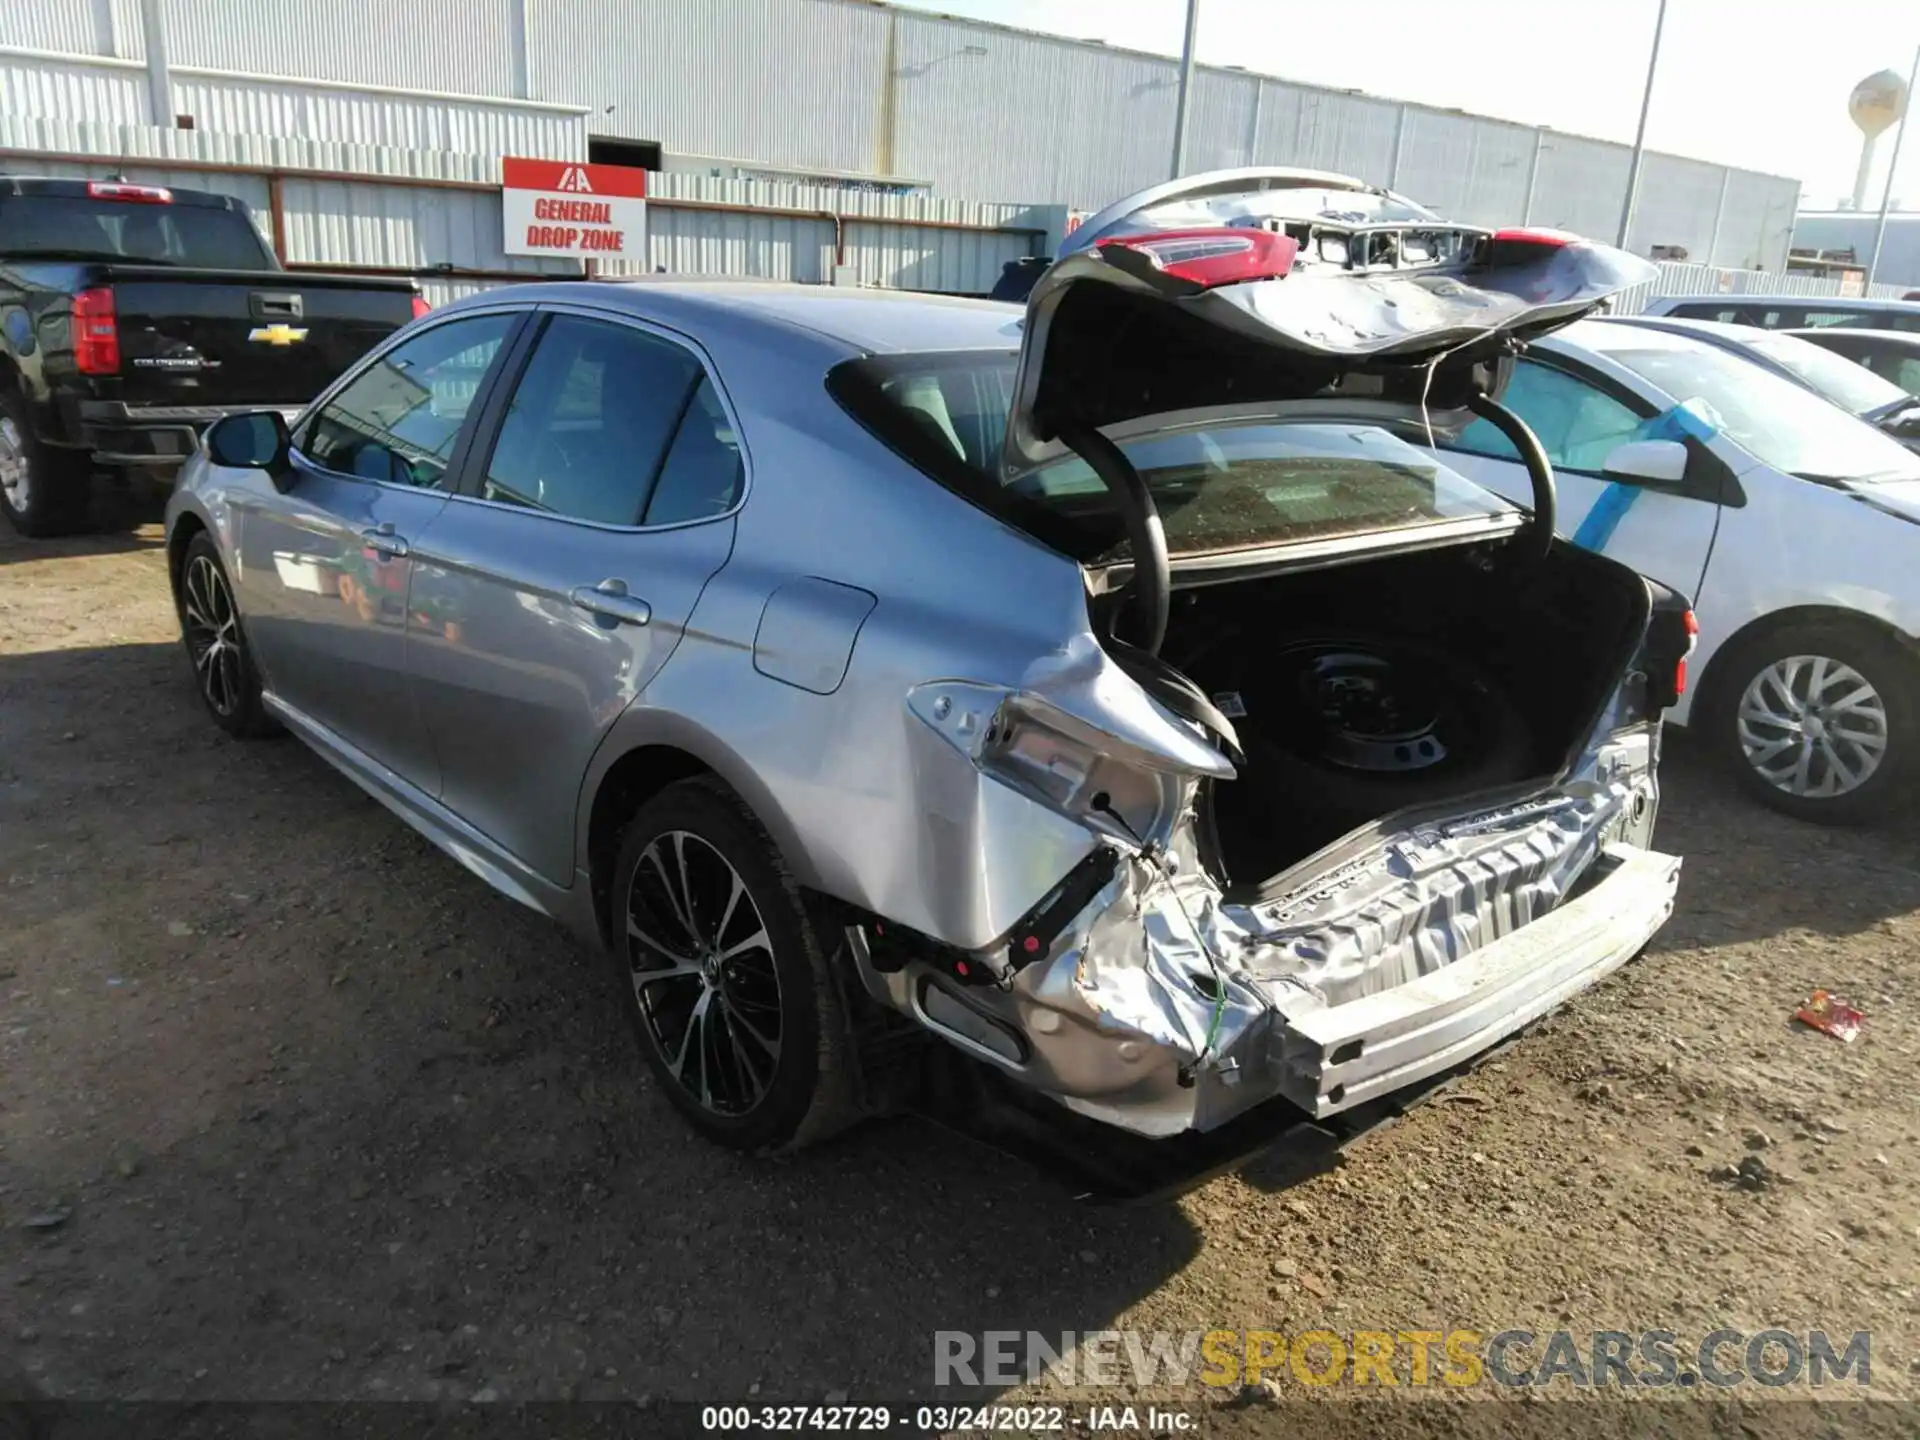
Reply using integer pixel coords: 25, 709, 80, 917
1742, 332, 1912, 418
831, 352, 1516, 563
0, 195, 276, 270
1598, 341, 1920, 484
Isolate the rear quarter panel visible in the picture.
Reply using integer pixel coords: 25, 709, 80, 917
578, 318, 1102, 950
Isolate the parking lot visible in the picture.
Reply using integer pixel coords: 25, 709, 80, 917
1, 510, 1917, 1424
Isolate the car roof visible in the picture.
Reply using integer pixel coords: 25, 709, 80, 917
1549, 318, 1709, 355
1787, 326, 1920, 347
441, 278, 1024, 357
1651, 292, 1920, 315
1603, 314, 1767, 345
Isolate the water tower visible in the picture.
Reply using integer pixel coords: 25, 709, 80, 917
1850, 69, 1909, 209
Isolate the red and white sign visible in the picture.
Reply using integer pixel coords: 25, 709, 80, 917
501, 156, 647, 260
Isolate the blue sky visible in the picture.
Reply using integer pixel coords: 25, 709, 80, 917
897, 0, 1919, 207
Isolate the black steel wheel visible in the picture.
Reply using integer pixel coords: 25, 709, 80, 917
609, 777, 856, 1152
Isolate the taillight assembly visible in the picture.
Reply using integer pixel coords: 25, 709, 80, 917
410, 294, 431, 320
1645, 604, 1698, 711
71, 288, 120, 375
85, 180, 172, 204
1674, 608, 1699, 698
1098, 227, 1300, 289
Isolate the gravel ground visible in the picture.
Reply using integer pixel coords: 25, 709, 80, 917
1, 511, 1916, 1435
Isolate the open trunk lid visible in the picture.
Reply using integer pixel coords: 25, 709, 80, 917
1004, 168, 1657, 476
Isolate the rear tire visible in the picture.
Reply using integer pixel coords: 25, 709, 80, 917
175, 532, 277, 739
608, 777, 857, 1153
1707, 619, 1918, 824
0, 391, 92, 538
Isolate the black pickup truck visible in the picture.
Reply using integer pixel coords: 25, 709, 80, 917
0, 175, 424, 536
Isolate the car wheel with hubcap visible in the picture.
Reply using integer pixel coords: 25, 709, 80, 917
176, 532, 277, 738
610, 777, 856, 1152
1712, 620, 1917, 823
0, 391, 91, 538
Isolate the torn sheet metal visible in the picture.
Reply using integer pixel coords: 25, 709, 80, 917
898, 739, 1670, 1139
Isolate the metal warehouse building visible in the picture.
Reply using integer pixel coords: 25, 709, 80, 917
1791, 211, 1920, 292
2, 0, 1807, 298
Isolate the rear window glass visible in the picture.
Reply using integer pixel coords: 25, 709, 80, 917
0, 194, 274, 269
831, 352, 1514, 563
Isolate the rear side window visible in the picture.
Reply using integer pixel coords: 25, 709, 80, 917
0, 194, 275, 270
641, 377, 745, 526
478, 314, 737, 527
300, 313, 515, 489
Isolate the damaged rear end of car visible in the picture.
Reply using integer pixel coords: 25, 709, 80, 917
830, 170, 1689, 1140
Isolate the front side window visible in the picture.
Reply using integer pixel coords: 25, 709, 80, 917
1798, 311, 1868, 329
301, 313, 516, 489
1743, 332, 1911, 416
479, 314, 714, 526
1452, 361, 1646, 474
1862, 349, 1920, 395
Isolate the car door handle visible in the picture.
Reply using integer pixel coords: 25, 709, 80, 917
570, 579, 652, 627
360, 524, 409, 560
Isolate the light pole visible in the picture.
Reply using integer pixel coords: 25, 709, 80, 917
1616, 0, 1671, 251
1169, 0, 1200, 179
1866, 42, 1920, 288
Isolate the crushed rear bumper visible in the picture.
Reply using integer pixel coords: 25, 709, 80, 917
1267, 844, 1678, 1115
855, 748, 1677, 1139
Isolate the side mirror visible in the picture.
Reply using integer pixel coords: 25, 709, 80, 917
1601, 438, 1689, 485
205, 411, 294, 488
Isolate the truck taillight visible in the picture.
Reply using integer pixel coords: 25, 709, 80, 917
410, 294, 431, 320
86, 180, 172, 204
72, 288, 120, 375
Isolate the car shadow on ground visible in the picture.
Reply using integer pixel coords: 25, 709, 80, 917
1, 640, 1915, 1407
1653, 733, 1920, 953
0, 641, 1208, 1405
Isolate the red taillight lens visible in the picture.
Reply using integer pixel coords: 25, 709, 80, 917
1099, 227, 1299, 288
410, 294, 431, 320
86, 180, 172, 204
72, 288, 120, 374
1491, 227, 1578, 247
1674, 609, 1699, 697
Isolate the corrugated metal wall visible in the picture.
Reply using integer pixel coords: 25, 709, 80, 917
170, 73, 580, 161
0, 51, 149, 133
0, 150, 1040, 295
0, 0, 123, 57
2, 0, 1804, 269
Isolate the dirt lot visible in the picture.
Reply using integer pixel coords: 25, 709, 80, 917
2, 509, 1917, 1434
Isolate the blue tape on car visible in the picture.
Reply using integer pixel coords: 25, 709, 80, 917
1573, 482, 1639, 552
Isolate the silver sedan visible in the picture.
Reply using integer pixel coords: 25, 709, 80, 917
165, 171, 1691, 1154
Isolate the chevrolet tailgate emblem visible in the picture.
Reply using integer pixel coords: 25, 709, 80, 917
248, 324, 309, 346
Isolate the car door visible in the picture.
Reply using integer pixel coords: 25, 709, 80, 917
233, 310, 522, 789
1437, 356, 1723, 604
404, 305, 744, 885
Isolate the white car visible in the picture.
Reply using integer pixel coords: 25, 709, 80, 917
1429, 318, 1920, 821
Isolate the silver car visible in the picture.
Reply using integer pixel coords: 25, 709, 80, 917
165, 171, 1692, 1154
